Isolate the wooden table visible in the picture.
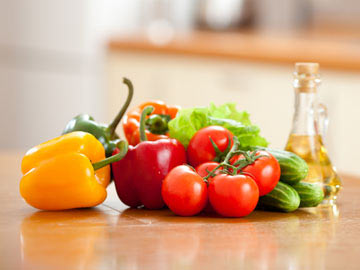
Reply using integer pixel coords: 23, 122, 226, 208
1, 152, 359, 270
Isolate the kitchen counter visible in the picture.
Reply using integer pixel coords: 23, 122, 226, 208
108, 29, 360, 71
1, 152, 360, 270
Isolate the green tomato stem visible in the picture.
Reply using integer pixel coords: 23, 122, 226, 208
203, 137, 240, 181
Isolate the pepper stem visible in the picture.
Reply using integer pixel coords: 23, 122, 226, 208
92, 140, 128, 170
145, 114, 171, 134
139, 106, 154, 142
107, 77, 134, 138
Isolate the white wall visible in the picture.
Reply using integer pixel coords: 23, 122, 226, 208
0, 0, 141, 149
0, 0, 201, 149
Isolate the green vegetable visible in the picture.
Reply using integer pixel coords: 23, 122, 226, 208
253, 147, 308, 185
168, 103, 268, 149
258, 181, 300, 212
63, 77, 133, 157
292, 182, 324, 207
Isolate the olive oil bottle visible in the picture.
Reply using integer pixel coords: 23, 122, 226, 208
285, 63, 341, 205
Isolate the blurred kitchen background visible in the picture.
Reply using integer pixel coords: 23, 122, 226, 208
0, 0, 359, 175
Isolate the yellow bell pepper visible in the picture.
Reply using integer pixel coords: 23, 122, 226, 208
20, 131, 128, 210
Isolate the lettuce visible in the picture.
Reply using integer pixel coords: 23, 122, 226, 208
168, 103, 268, 149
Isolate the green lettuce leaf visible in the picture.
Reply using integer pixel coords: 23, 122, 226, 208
168, 103, 268, 149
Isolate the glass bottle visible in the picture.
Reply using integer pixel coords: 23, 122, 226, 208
285, 63, 342, 205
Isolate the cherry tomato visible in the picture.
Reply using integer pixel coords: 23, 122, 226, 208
195, 162, 222, 180
208, 174, 259, 217
195, 162, 222, 214
231, 151, 280, 196
162, 165, 208, 216
187, 126, 234, 167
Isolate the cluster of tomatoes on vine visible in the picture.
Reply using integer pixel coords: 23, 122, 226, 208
161, 126, 281, 217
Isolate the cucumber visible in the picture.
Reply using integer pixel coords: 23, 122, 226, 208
258, 181, 300, 212
253, 147, 308, 185
292, 182, 324, 207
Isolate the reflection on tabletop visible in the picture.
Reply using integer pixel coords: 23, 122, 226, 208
20, 205, 339, 270
20, 209, 110, 270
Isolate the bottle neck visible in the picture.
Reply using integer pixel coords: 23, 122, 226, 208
293, 73, 320, 93
289, 65, 328, 139
291, 91, 320, 135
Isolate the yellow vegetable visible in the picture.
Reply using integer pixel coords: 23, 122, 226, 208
20, 131, 127, 210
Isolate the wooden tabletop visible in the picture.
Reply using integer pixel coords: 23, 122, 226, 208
1, 152, 360, 270
108, 30, 360, 71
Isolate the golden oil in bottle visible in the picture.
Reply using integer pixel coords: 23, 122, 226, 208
285, 134, 341, 204
285, 63, 342, 205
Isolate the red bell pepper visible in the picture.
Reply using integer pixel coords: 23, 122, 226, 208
112, 106, 186, 209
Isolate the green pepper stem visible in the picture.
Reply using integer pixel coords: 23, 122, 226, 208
92, 140, 128, 171
107, 77, 134, 138
145, 114, 170, 135
139, 106, 154, 142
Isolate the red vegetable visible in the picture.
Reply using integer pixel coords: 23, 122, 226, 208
230, 151, 280, 196
195, 162, 222, 214
195, 162, 222, 181
208, 174, 259, 217
112, 106, 186, 209
187, 126, 234, 167
162, 165, 208, 216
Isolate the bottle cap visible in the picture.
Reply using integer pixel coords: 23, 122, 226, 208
295, 62, 319, 75
294, 62, 320, 93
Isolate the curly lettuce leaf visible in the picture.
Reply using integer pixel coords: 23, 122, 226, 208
168, 103, 268, 149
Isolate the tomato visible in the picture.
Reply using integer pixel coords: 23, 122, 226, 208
208, 174, 259, 217
195, 162, 222, 214
187, 126, 234, 167
231, 151, 280, 196
162, 165, 208, 216
195, 162, 222, 180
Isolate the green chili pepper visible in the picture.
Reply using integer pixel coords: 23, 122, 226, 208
62, 77, 133, 157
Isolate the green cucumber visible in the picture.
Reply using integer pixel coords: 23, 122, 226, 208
258, 181, 300, 212
254, 147, 308, 185
292, 182, 324, 207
